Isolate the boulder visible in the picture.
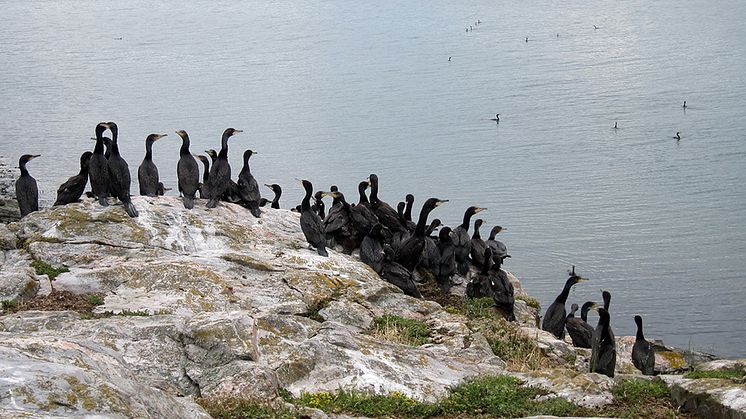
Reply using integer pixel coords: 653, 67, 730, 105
661, 374, 746, 419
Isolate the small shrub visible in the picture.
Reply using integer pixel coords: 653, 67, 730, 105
369, 315, 430, 346
516, 295, 541, 311
31, 259, 69, 280
197, 396, 296, 419
612, 379, 669, 402
85, 294, 104, 306
297, 390, 437, 418
1, 300, 18, 311
685, 369, 744, 380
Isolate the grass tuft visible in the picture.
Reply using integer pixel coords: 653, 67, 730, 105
369, 315, 430, 347
31, 259, 69, 280
516, 295, 541, 311
685, 369, 744, 380
85, 294, 104, 306
612, 378, 670, 402
297, 390, 438, 418
197, 396, 296, 419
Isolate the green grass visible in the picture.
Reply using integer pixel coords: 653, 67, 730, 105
612, 378, 670, 402
85, 294, 104, 306
297, 390, 438, 418
1, 300, 18, 311
197, 396, 296, 419
516, 295, 541, 311
685, 369, 744, 380
31, 259, 69, 280
101, 309, 151, 317
369, 315, 430, 346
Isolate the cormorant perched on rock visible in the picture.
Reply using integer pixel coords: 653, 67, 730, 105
566, 301, 596, 348
368, 174, 404, 233
105, 122, 138, 217
602, 290, 615, 342
466, 247, 493, 298
470, 219, 488, 268
360, 224, 386, 274
237, 149, 261, 217
453, 206, 486, 275
196, 155, 210, 199
632, 315, 655, 375
54, 151, 92, 206
489, 252, 515, 321
15, 154, 40, 217
205, 128, 242, 208
206, 149, 218, 164
322, 191, 357, 253
433, 226, 456, 292
420, 219, 442, 270
89, 122, 111, 206
138, 133, 167, 197
390, 201, 410, 252
487, 226, 508, 263
300, 180, 328, 257
312, 191, 325, 219
394, 198, 448, 271
382, 245, 423, 299
264, 184, 282, 209
403, 194, 416, 231
357, 180, 372, 208
175, 130, 199, 209
541, 266, 587, 339
590, 307, 616, 378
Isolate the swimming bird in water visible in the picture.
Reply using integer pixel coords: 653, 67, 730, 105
593, 25, 600, 30
237, 149, 262, 217
138, 133, 167, 197
566, 301, 597, 348
264, 184, 282, 209
395, 197, 448, 271
15, 154, 40, 217
205, 128, 242, 208
674, 132, 681, 141
525, 36, 529, 42
106, 122, 138, 217
682, 100, 687, 109
590, 307, 616, 377
448, 56, 452, 61
196, 155, 210, 199
300, 179, 328, 257
614, 122, 618, 129
632, 315, 656, 375
541, 266, 587, 339
54, 151, 93, 206
490, 113, 500, 122
89, 122, 111, 206
175, 130, 199, 209
453, 206, 486, 275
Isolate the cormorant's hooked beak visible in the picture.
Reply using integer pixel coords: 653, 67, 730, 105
365, 177, 371, 185
155, 134, 167, 140
435, 199, 449, 207
475, 207, 487, 213
31, 155, 41, 159
576, 276, 589, 282
264, 184, 274, 190
591, 303, 599, 309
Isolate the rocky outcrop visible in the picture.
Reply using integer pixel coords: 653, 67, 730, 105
661, 375, 746, 419
0, 156, 21, 223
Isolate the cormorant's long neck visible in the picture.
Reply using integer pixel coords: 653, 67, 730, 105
110, 127, 120, 157
145, 140, 154, 161
78, 161, 88, 176
461, 210, 473, 230
472, 223, 482, 240
581, 306, 590, 322
201, 161, 210, 183
489, 229, 497, 240
218, 134, 230, 159
94, 136, 105, 156
180, 135, 191, 156
601, 318, 613, 342
404, 199, 413, 221
414, 203, 434, 236
480, 254, 491, 274
19, 162, 29, 177
301, 185, 313, 211
243, 155, 251, 173
273, 189, 282, 206
636, 320, 645, 340
358, 184, 369, 205
554, 279, 574, 304
369, 180, 379, 204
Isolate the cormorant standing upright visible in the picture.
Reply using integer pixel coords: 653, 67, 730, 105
54, 151, 93, 206
196, 155, 210, 199
420, 218, 442, 270
487, 225, 508, 263
541, 266, 587, 339
602, 290, 615, 342
490, 252, 515, 321
590, 307, 616, 377
368, 174, 404, 233
89, 122, 111, 206
205, 128, 242, 208
300, 180, 328, 257
264, 184, 282, 209
360, 223, 386, 274
322, 191, 357, 253
312, 191, 326, 219
403, 194, 416, 231
237, 149, 262, 217
632, 315, 655, 375
15, 154, 40, 217
138, 133, 167, 196
106, 122, 138, 217
453, 206, 486, 275
175, 130, 199, 209
434, 226, 456, 292
470, 219, 488, 268
394, 197, 448, 271
566, 301, 597, 348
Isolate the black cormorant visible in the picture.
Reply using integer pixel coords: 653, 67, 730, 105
205, 128, 242, 208
674, 132, 681, 140
466, 247, 493, 298
390, 201, 410, 252
237, 149, 262, 217
264, 184, 282, 209
89, 122, 111, 206
322, 190, 356, 253
632, 315, 655, 375
15, 154, 40, 217
590, 307, 616, 377
683, 100, 687, 109
433, 226, 456, 292
489, 251, 515, 321
470, 219, 488, 269
196, 155, 210, 199
381, 245, 423, 298
486, 225, 509, 263
105, 122, 138, 217
138, 133, 167, 197
614, 122, 618, 129
541, 266, 587, 339
453, 206, 486, 275
300, 180, 328, 257
420, 218, 442, 270
394, 198, 448, 271
490, 114, 500, 122
360, 223, 386, 274
602, 290, 615, 342
368, 174, 404, 233
206, 149, 218, 164
403, 194, 416, 231
312, 191, 326, 219
357, 180, 372, 208
156, 182, 170, 196
54, 151, 92, 206
566, 301, 597, 348
174, 130, 200, 209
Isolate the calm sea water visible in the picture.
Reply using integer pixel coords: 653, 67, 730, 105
1, 0, 745, 357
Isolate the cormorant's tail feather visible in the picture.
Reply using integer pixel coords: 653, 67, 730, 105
123, 200, 139, 218
183, 195, 194, 210
206, 198, 220, 208
316, 245, 329, 257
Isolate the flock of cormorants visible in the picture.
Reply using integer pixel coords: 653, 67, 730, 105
13, 121, 655, 378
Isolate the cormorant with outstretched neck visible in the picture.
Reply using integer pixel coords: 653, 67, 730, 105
205, 128, 242, 208
487, 225, 508, 263
394, 197, 448, 271
489, 252, 515, 321
590, 307, 616, 377
490, 113, 500, 122
237, 149, 262, 217
106, 122, 138, 217
470, 219, 488, 268
541, 266, 587, 339
349, 182, 378, 238
300, 180, 328, 257
15, 154, 40, 217
453, 206, 486, 275
674, 132, 681, 141
89, 122, 111, 206
360, 223, 386, 274
368, 174, 404, 233
196, 155, 210, 199
602, 290, 615, 342
264, 184, 282, 209
206, 149, 218, 164
433, 226, 456, 292
382, 245, 422, 298
566, 301, 597, 348
138, 133, 167, 197
390, 201, 410, 251
403, 194, 416, 231
632, 315, 655, 375
175, 130, 199, 209
54, 151, 93, 206
205, 148, 239, 203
